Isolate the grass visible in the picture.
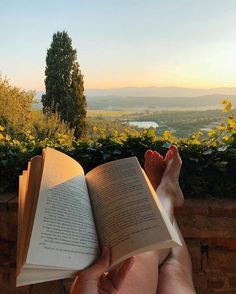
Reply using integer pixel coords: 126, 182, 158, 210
87, 110, 137, 118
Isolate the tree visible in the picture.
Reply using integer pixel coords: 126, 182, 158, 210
0, 75, 34, 136
41, 31, 87, 138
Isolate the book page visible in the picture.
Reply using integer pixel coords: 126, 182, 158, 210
26, 148, 99, 270
17, 267, 76, 287
17, 162, 35, 275
86, 157, 180, 267
17, 173, 28, 275
22, 156, 43, 265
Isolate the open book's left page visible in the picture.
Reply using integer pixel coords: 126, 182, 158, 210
25, 148, 99, 270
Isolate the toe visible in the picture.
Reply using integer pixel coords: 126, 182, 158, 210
153, 151, 161, 159
145, 150, 153, 159
164, 150, 172, 162
170, 145, 177, 152
144, 150, 154, 170
144, 150, 153, 163
170, 146, 182, 165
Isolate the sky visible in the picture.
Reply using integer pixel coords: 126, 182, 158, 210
1, 0, 236, 91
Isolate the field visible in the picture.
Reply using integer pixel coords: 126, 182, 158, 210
87, 110, 136, 118
87, 108, 231, 138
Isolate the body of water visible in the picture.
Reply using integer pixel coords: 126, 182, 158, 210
127, 121, 159, 128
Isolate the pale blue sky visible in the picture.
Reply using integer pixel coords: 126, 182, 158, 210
1, 0, 236, 90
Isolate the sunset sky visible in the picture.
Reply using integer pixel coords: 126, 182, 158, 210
1, 0, 236, 91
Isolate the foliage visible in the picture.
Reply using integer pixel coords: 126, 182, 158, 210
0, 76, 34, 137
86, 118, 142, 142
41, 31, 87, 138
31, 111, 74, 143
1, 111, 236, 198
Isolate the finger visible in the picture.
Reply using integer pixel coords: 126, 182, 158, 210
79, 247, 110, 280
70, 276, 79, 294
98, 288, 110, 294
99, 275, 117, 294
108, 257, 135, 290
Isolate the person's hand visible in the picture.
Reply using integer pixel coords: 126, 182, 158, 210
70, 247, 135, 294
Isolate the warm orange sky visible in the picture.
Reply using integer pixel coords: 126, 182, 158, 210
1, 1, 236, 91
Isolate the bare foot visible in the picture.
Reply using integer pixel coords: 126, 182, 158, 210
158, 145, 184, 208
144, 150, 166, 191
144, 146, 184, 266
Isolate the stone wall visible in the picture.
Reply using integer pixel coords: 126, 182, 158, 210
0, 193, 236, 294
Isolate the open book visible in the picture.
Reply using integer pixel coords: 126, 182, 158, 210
17, 147, 181, 286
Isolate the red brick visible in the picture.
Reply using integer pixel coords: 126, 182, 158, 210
0, 241, 16, 268
185, 239, 202, 272
208, 199, 236, 208
192, 272, 207, 289
208, 238, 236, 251
0, 193, 17, 210
208, 249, 236, 272
0, 284, 30, 293
195, 289, 208, 294
0, 211, 17, 241
178, 215, 236, 239
62, 278, 73, 293
0, 268, 17, 289
208, 207, 236, 217
7, 197, 18, 211
176, 198, 236, 217
229, 275, 236, 287
30, 280, 62, 294
0, 238, 11, 251
207, 276, 225, 289
175, 206, 208, 216
206, 290, 236, 294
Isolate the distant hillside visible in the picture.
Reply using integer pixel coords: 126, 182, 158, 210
87, 94, 236, 110
33, 94, 236, 111
34, 87, 236, 111
85, 86, 236, 97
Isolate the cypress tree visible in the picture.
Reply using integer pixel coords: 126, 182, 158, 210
42, 31, 87, 138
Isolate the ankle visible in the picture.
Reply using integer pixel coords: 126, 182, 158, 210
157, 185, 175, 202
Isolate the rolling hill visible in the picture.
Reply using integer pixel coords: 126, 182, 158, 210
34, 87, 236, 110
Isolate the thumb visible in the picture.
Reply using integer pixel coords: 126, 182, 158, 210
82, 247, 110, 279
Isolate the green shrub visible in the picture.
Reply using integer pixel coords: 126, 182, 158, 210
31, 111, 74, 144
0, 76, 34, 137
0, 128, 236, 198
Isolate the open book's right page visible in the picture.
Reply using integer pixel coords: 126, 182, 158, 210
86, 157, 181, 268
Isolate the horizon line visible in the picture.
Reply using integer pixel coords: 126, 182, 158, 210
34, 85, 236, 92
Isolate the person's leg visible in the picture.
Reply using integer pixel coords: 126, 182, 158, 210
157, 219, 196, 294
145, 146, 184, 264
145, 147, 195, 293
119, 146, 183, 294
